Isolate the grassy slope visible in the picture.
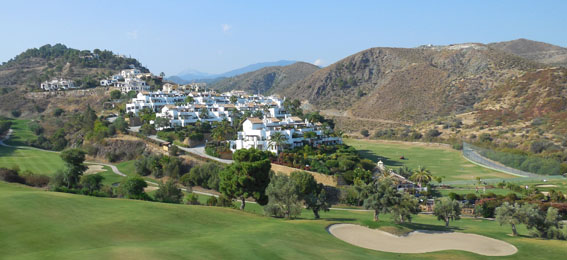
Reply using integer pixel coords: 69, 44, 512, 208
0, 145, 64, 175
4, 119, 37, 146
345, 139, 514, 181
1, 182, 566, 260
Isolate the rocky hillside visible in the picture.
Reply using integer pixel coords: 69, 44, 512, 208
209, 62, 319, 94
0, 44, 148, 116
489, 39, 567, 67
475, 67, 567, 134
280, 44, 541, 123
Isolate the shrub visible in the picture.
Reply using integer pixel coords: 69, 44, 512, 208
360, 129, 369, 137
154, 180, 183, 203
185, 193, 201, 205
206, 196, 218, 206
0, 168, 25, 184
11, 110, 21, 118
22, 172, 50, 187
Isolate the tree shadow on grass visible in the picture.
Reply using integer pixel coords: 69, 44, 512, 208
322, 218, 357, 222
357, 149, 403, 167
401, 222, 463, 232
0, 145, 17, 158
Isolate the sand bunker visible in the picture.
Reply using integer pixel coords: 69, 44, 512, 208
328, 224, 517, 256
84, 165, 105, 175
536, 184, 558, 188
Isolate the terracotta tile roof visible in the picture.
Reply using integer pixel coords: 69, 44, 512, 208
268, 117, 281, 122
290, 116, 303, 122
247, 117, 264, 124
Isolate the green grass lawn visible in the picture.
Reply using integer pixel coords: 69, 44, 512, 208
1, 181, 566, 259
345, 139, 515, 182
116, 160, 136, 176
91, 165, 125, 186
0, 145, 64, 176
4, 119, 37, 146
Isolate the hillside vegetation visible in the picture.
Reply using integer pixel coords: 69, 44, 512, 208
0, 44, 148, 116
489, 38, 567, 67
209, 62, 319, 94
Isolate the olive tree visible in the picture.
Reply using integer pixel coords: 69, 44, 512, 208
433, 197, 461, 227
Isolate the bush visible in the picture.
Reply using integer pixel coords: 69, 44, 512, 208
154, 180, 183, 203
0, 168, 25, 184
11, 110, 21, 118
360, 129, 369, 137
216, 195, 234, 207
185, 193, 201, 205
180, 162, 222, 190
206, 196, 218, 206
426, 129, 441, 139
22, 172, 50, 187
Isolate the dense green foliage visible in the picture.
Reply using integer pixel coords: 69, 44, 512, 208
475, 144, 562, 175
219, 148, 272, 209
134, 154, 184, 179
154, 180, 183, 204
433, 197, 462, 227
275, 144, 375, 180
179, 162, 223, 190
264, 174, 303, 219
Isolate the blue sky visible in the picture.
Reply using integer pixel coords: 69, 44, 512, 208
1, 0, 565, 75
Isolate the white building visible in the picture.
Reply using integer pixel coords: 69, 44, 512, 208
120, 78, 150, 93
40, 78, 76, 91
230, 116, 342, 154
120, 69, 141, 78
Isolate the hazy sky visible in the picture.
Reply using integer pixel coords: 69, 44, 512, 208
1, 0, 565, 75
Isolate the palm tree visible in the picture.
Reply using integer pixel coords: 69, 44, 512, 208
410, 166, 432, 188
268, 132, 288, 154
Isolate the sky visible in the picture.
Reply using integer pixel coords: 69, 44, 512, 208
0, 0, 565, 75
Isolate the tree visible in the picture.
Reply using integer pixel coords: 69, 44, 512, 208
360, 129, 369, 137
110, 90, 121, 100
390, 192, 420, 224
363, 178, 399, 221
154, 180, 183, 203
290, 171, 332, 219
211, 120, 235, 141
219, 154, 271, 210
305, 187, 332, 219
268, 132, 287, 153
118, 176, 148, 200
230, 96, 238, 104
79, 174, 104, 194
433, 197, 461, 227
60, 149, 87, 188
410, 166, 433, 188
199, 108, 210, 119
155, 117, 170, 129
495, 202, 523, 236
264, 174, 303, 219
185, 96, 195, 104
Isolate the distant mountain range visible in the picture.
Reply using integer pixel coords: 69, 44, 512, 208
168, 60, 299, 84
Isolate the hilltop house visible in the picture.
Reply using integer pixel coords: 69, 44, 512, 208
40, 78, 76, 91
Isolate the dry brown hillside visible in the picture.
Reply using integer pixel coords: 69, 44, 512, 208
209, 62, 319, 94
281, 44, 541, 123
489, 38, 567, 67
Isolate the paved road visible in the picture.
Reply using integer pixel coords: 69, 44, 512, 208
147, 135, 234, 164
